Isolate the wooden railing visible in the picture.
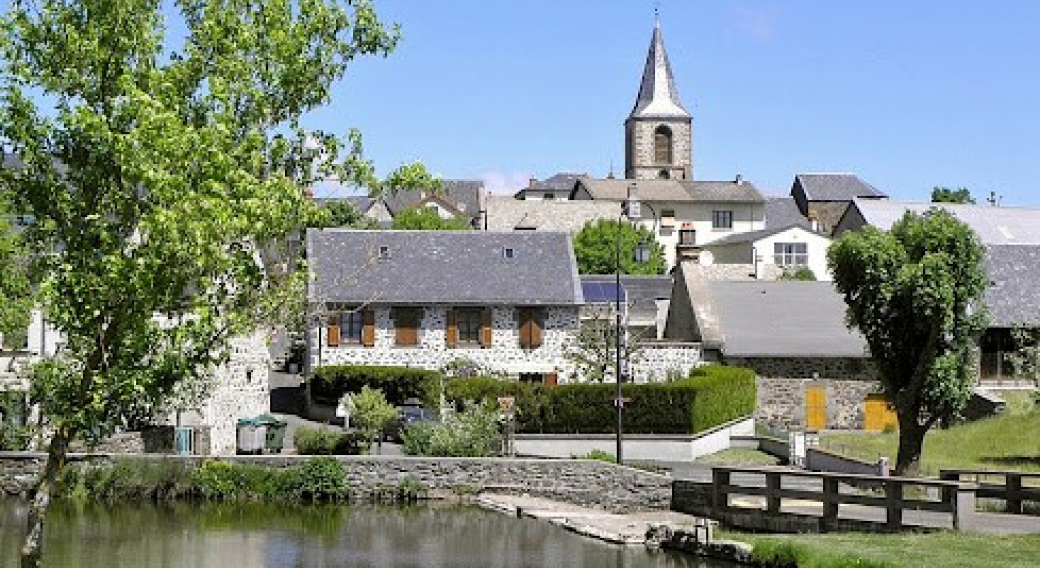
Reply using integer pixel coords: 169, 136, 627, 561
939, 470, 1040, 514
712, 466, 977, 531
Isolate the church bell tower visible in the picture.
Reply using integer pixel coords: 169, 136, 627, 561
624, 15, 692, 180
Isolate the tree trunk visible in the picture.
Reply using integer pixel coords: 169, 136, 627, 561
20, 427, 70, 568
894, 413, 925, 477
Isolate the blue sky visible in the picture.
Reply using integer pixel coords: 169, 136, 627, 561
306, 0, 1040, 204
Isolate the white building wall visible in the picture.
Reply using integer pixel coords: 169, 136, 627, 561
633, 201, 765, 268
751, 228, 833, 281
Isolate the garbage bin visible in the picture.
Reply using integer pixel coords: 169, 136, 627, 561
236, 418, 266, 455
256, 413, 287, 454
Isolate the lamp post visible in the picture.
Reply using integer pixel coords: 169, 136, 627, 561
616, 182, 650, 465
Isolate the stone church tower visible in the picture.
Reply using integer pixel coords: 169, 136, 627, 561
624, 17, 692, 180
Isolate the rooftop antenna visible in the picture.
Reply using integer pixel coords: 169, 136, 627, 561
987, 191, 1002, 207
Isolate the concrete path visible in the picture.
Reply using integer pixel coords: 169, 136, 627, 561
476, 493, 708, 546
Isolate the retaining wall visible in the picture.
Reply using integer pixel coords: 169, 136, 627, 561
0, 453, 672, 514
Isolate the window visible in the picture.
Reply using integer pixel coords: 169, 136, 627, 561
660, 210, 676, 228
517, 308, 544, 349
340, 310, 364, 344
654, 125, 673, 164
657, 169, 670, 179
378, 246, 391, 260
678, 229, 696, 246
774, 242, 808, 267
456, 308, 482, 345
712, 210, 733, 230
392, 307, 422, 347
543, 192, 554, 201
503, 247, 517, 259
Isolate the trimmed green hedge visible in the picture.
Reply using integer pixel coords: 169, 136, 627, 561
445, 364, 756, 435
310, 365, 440, 408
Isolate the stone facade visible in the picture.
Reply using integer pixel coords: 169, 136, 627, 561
630, 342, 703, 383
626, 119, 692, 180
311, 305, 581, 379
171, 331, 271, 455
0, 454, 673, 513
730, 356, 880, 431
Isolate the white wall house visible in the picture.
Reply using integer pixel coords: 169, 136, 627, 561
700, 225, 834, 281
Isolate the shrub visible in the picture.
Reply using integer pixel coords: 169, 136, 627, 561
402, 402, 501, 457
310, 365, 440, 408
0, 392, 31, 451
293, 426, 366, 455
190, 460, 279, 501
344, 387, 397, 444
295, 456, 348, 502
685, 365, 757, 432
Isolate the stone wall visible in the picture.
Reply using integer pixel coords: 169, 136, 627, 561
311, 305, 581, 380
631, 342, 702, 383
0, 454, 672, 513
627, 119, 692, 180
734, 356, 880, 431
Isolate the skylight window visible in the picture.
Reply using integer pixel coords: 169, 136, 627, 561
503, 247, 517, 259
378, 246, 391, 260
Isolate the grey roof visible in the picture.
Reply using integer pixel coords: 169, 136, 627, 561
793, 174, 887, 202
764, 197, 811, 230
630, 19, 689, 119
384, 180, 484, 219
575, 176, 765, 204
581, 274, 672, 320
485, 196, 617, 233
307, 229, 583, 306
709, 281, 868, 358
849, 199, 1040, 245
704, 225, 819, 247
531, 173, 584, 191
314, 196, 375, 214
983, 245, 1040, 327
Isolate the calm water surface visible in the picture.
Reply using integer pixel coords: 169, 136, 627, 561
1, 498, 735, 568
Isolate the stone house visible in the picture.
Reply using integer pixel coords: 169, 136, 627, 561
835, 198, 1040, 382
305, 229, 585, 383
384, 180, 486, 228
665, 262, 892, 431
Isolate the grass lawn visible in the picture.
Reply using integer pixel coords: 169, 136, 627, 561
694, 448, 780, 467
820, 391, 1040, 477
722, 530, 1040, 568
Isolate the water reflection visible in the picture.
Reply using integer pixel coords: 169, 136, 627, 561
1, 498, 732, 568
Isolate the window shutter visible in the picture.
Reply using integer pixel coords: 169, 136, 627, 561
529, 310, 543, 348
480, 308, 493, 348
446, 309, 458, 348
544, 372, 558, 386
361, 308, 375, 347
327, 315, 341, 347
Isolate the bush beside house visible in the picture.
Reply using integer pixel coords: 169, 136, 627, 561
309, 365, 440, 408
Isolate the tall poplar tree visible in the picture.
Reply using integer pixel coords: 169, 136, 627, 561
0, 1, 423, 565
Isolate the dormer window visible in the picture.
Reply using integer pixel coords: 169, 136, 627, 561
378, 246, 391, 260
503, 247, 517, 259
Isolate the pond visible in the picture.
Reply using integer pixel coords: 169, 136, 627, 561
0, 498, 737, 567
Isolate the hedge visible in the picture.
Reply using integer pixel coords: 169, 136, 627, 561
310, 365, 440, 408
445, 364, 756, 435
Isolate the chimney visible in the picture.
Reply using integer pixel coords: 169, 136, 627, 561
529, 177, 538, 189
735, 174, 743, 185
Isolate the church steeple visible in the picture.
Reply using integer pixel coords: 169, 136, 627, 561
625, 15, 693, 180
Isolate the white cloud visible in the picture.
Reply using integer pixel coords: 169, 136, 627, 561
733, 2, 781, 43
478, 171, 534, 195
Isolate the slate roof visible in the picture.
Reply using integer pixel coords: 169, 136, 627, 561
846, 199, 1040, 245
384, 180, 484, 219
983, 245, 1040, 327
764, 197, 811, 230
575, 177, 766, 204
629, 20, 689, 119
306, 229, 583, 306
530, 173, 584, 191
484, 196, 617, 233
581, 274, 672, 321
704, 225, 817, 247
708, 281, 868, 358
793, 174, 887, 202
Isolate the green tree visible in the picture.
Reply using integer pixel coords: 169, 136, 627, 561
0, 1, 422, 565
314, 200, 379, 229
343, 386, 397, 450
827, 209, 988, 476
565, 311, 646, 383
572, 219, 665, 275
0, 205, 32, 350
391, 206, 471, 230
1005, 325, 1040, 382
931, 186, 976, 204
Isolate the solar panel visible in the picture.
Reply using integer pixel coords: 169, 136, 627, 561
581, 282, 626, 304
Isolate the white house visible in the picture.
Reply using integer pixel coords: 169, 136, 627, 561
700, 225, 834, 281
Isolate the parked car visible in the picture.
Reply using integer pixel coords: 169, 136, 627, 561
383, 402, 437, 442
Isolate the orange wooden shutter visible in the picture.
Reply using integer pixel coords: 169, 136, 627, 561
446, 308, 458, 348
326, 315, 341, 347
529, 310, 543, 348
361, 308, 375, 347
806, 385, 827, 430
544, 372, 558, 386
480, 308, 493, 347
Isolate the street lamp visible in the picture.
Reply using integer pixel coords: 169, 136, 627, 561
616, 182, 652, 465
